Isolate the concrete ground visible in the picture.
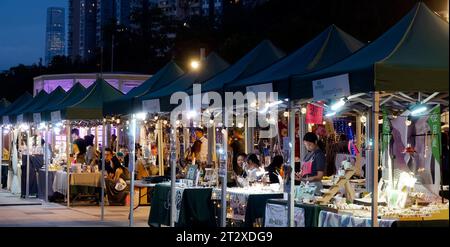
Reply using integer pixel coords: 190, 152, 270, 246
0, 190, 150, 227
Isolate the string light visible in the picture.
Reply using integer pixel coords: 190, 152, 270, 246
301, 107, 307, 114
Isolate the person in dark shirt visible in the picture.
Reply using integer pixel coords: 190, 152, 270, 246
295, 132, 326, 193
71, 128, 86, 164
266, 155, 284, 184
104, 148, 130, 205
229, 129, 245, 174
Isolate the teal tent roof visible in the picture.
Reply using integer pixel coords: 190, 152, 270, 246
291, 3, 449, 100
0, 92, 33, 119
227, 25, 364, 91
43, 83, 86, 122
8, 90, 49, 124
60, 78, 124, 120
103, 61, 185, 116
201, 40, 285, 92
138, 52, 229, 112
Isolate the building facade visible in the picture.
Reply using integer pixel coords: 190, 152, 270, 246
45, 7, 66, 65
68, 0, 98, 61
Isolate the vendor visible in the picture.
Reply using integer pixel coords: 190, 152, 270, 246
194, 127, 208, 164
295, 132, 326, 194
71, 128, 86, 164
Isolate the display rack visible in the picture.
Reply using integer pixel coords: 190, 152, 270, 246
317, 168, 356, 205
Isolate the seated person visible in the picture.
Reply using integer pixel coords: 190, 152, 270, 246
246, 154, 265, 182
231, 153, 248, 187
266, 155, 284, 184
104, 148, 130, 205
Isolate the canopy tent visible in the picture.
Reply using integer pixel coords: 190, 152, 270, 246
290, 3, 449, 100
137, 52, 229, 112
6, 90, 49, 124
41, 83, 86, 122
0, 92, 33, 124
17, 87, 67, 123
103, 61, 185, 116
226, 25, 364, 94
53, 78, 124, 120
200, 40, 285, 93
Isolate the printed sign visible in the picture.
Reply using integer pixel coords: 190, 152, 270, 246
246, 83, 273, 94
313, 74, 350, 101
264, 203, 305, 227
2, 116, 9, 124
51, 111, 62, 122
16, 114, 24, 123
33, 113, 42, 124
142, 99, 161, 113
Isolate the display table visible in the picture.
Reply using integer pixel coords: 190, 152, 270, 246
37, 169, 56, 200
148, 183, 216, 227
318, 210, 395, 227
264, 199, 335, 227
127, 180, 157, 210
52, 171, 102, 205
212, 187, 284, 227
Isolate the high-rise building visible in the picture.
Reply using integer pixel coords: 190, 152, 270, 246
68, 0, 97, 61
45, 7, 65, 65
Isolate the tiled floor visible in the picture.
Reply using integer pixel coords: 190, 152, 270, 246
0, 191, 150, 227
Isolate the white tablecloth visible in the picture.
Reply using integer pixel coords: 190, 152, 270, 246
318, 210, 395, 227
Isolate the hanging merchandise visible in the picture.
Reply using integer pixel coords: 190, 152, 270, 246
427, 106, 441, 160
333, 119, 347, 134
346, 125, 359, 157
305, 103, 324, 124
324, 119, 335, 136
381, 107, 391, 153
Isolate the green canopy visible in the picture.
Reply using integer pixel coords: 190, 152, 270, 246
201, 40, 285, 93
56, 78, 124, 120
138, 52, 229, 112
9, 90, 49, 124
1, 92, 33, 124
44, 83, 86, 122
291, 3, 449, 100
103, 61, 185, 116
227, 25, 364, 93
18, 86, 67, 123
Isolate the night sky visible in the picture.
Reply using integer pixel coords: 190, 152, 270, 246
0, 0, 66, 70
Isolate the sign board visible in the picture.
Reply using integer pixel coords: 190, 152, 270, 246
33, 113, 41, 124
246, 83, 273, 94
186, 164, 198, 180
312, 74, 350, 101
51, 111, 62, 122
2, 116, 9, 124
142, 99, 161, 114
305, 103, 323, 124
16, 114, 24, 124
264, 203, 305, 227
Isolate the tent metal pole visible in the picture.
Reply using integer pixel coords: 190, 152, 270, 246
288, 104, 296, 227
66, 122, 71, 207
220, 128, 228, 227
129, 116, 136, 226
101, 121, 106, 221
170, 124, 177, 227
44, 129, 48, 203
371, 92, 380, 227
26, 126, 31, 199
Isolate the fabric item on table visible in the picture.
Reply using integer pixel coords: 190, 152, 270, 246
264, 203, 305, 227
53, 171, 67, 195
105, 178, 129, 205
21, 155, 43, 197
177, 188, 216, 227
70, 173, 102, 187
245, 193, 284, 227
318, 211, 395, 227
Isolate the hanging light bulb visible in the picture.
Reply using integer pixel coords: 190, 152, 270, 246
301, 107, 307, 114
283, 111, 289, 117
405, 119, 412, 126
360, 116, 367, 123
348, 122, 352, 127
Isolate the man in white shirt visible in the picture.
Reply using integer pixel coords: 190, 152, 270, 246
194, 128, 208, 163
